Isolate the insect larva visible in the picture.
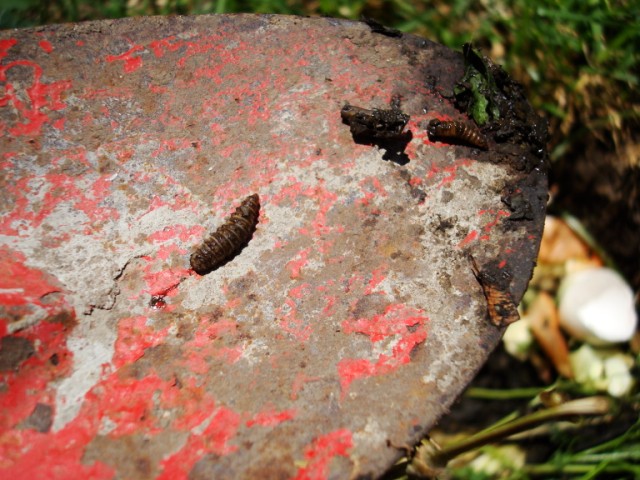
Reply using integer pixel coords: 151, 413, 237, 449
427, 119, 488, 150
190, 194, 260, 275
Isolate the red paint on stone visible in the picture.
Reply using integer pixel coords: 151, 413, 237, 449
0, 310, 91, 479
289, 283, 312, 299
321, 295, 337, 316
155, 243, 189, 262
38, 40, 53, 53
157, 406, 241, 480
286, 247, 311, 279
278, 296, 312, 343
357, 176, 388, 207
0, 38, 17, 60
151, 138, 201, 157
112, 315, 170, 368
105, 45, 144, 73
438, 159, 473, 187
0, 321, 73, 430
73, 174, 120, 224
246, 407, 296, 428
148, 224, 203, 244
338, 304, 428, 395
0, 249, 62, 307
364, 266, 387, 295
457, 230, 478, 248
190, 318, 237, 348
341, 303, 427, 343
292, 429, 353, 480
409, 176, 423, 187
141, 263, 189, 297
158, 377, 216, 431
0, 427, 114, 479
481, 209, 511, 233
140, 193, 201, 218
297, 184, 340, 237
84, 374, 169, 437
181, 317, 242, 374
0, 172, 118, 235
290, 372, 322, 401
0, 53, 72, 136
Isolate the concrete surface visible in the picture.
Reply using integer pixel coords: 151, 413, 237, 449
0, 14, 547, 479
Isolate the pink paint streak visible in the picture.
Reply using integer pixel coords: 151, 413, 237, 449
157, 406, 241, 480
84, 374, 168, 437
181, 316, 242, 374
338, 304, 429, 395
437, 159, 473, 188
105, 45, 144, 73
0, 320, 73, 431
0, 173, 117, 236
278, 297, 312, 343
364, 266, 387, 295
481, 209, 511, 233
292, 429, 353, 480
141, 266, 189, 297
290, 372, 322, 401
246, 408, 296, 428
0, 248, 63, 308
457, 230, 478, 248
0, 58, 71, 137
0, 38, 17, 61
112, 316, 170, 368
148, 224, 203, 244
164, 381, 217, 431
38, 40, 53, 53
286, 247, 311, 279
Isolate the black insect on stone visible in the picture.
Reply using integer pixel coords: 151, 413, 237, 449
427, 119, 489, 150
190, 194, 260, 275
341, 104, 410, 141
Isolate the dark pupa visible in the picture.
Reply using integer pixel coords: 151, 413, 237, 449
427, 119, 488, 150
470, 256, 520, 327
341, 104, 410, 140
190, 194, 260, 275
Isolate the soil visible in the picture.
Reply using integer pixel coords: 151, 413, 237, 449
552, 135, 640, 293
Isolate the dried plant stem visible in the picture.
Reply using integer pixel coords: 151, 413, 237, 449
409, 396, 611, 478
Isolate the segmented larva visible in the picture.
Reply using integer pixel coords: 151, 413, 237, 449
190, 194, 260, 275
427, 119, 488, 150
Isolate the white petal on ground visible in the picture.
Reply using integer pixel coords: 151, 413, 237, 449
558, 267, 638, 344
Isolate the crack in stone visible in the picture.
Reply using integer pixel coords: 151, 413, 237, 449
83, 255, 143, 315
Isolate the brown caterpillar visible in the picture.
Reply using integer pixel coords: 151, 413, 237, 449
427, 119, 488, 150
190, 194, 260, 275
